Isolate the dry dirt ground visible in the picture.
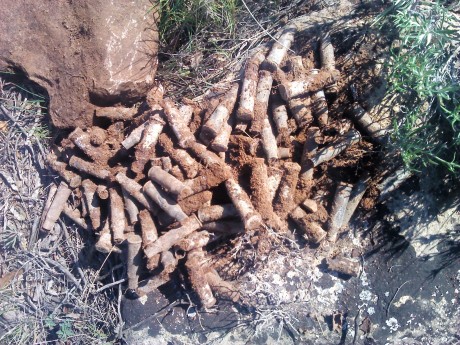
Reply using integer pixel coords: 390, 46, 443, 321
0, 1, 459, 345
0, 77, 119, 344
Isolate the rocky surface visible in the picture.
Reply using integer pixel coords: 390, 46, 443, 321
0, 0, 159, 129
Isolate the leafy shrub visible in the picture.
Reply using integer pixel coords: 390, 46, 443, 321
377, 0, 460, 173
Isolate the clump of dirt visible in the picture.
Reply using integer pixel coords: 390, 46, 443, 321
179, 191, 212, 215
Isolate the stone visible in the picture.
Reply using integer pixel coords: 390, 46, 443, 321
302, 198, 318, 213
0, 0, 159, 129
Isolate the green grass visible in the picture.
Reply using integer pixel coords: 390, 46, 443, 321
30, 123, 51, 140
151, 0, 239, 50
376, 0, 460, 174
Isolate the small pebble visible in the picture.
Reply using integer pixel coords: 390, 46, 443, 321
302, 199, 318, 213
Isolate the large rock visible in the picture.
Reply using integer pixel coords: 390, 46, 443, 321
0, 0, 159, 128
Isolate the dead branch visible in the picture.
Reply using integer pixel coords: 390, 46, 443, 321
47, 152, 82, 188
251, 70, 274, 135
143, 215, 202, 260
201, 220, 244, 234
163, 99, 194, 148
261, 118, 278, 161
341, 174, 370, 228
274, 162, 301, 218
250, 158, 283, 230
197, 204, 239, 223
349, 103, 388, 145
42, 182, 72, 231
121, 121, 147, 150
126, 233, 143, 290
377, 166, 413, 202
122, 189, 139, 225
327, 182, 353, 243
158, 133, 200, 179
148, 166, 192, 198
82, 179, 102, 229
39, 184, 57, 230
186, 247, 216, 308
237, 51, 266, 121
309, 129, 361, 167
95, 106, 137, 121
69, 156, 110, 180
310, 69, 329, 126
320, 32, 338, 93
177, 231, 211, 252
137, 251, 178, 295
201, 83, 239, 142
109, 186, 126, 244
63, 203, 88, 230
263, 27, 296, 72
115, 172, 156, 212
271, 102, 289, 138
143, 181, 187, 222
320, 32, 336, 71
132, 115, 165, 176
97, 185, 109, 200
300, 127, 320, 182
279, 69, 340, 101
225, 178, 263, 232
95, 221, 118, 254
210, 120, 233, 152
139, 209, 158, 248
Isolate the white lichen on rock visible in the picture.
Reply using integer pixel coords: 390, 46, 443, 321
385, 317, 400, 332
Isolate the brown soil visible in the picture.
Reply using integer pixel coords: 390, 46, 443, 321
179, 191, 213, 215
309, 69, 341, 93
0, 0, 159, 129
188, 163, 231, 194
